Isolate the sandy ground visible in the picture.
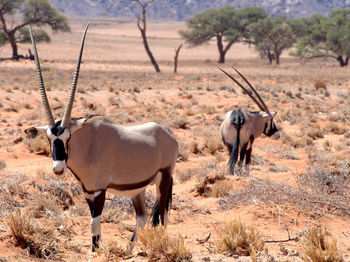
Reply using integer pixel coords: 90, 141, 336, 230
0, 18, 350, 261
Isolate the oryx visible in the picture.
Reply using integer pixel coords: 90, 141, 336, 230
219, 67, 279, 176
24, 24, 179, 251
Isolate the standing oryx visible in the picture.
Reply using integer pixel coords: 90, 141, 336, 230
219, 67, 279, 176
24, 24, 179, 251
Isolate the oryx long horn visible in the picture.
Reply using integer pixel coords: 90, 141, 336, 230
28, 26, 55, 127
61, 23, 89, 128
232, 66, 270, 114
219, 68, 266, 112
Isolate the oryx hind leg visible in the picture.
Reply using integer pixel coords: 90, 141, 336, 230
152, 167, 173, 227
85, 189, 106, 252
130, 190, 147, 242
237, 142, 248, 176
245, 136, 255, 176
228, 143, 239, 175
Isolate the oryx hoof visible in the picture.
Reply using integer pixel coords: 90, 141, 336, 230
92, 235, 100, 252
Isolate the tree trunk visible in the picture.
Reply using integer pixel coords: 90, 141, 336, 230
337, 56, 349, 67
274, 47, 280, 65
8, 33, 19, 60
345, 56, 350, 66
267, 50, 273, 64
216, 34, 225, 63
140, 28, 160, 73
174, 44, 182, 73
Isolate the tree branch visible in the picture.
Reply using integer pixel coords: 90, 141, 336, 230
265, 226, 298, 243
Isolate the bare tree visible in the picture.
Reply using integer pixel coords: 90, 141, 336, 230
173, 44, 182, 73
129, 0, 160, 72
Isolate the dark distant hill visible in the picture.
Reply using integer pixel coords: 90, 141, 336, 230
48, 0, 350, 20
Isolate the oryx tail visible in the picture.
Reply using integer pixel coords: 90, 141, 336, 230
228, 109, 245, 174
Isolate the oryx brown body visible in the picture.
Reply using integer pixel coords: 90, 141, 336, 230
25, 24, 179, 251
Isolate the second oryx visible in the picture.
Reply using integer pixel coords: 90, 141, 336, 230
24, 24, 179, 251
220, 67, 279, 176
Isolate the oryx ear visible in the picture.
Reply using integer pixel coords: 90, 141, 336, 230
261, 111, 277, 118
24, 126, 48, 138
270, 111, 277, 117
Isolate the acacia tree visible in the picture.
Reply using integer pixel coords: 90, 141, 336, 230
249, 15, 296, 65
128, 0, 160, 73
291, 10, 350, 66
179, 6, 267, 63
0, 0, 70, 60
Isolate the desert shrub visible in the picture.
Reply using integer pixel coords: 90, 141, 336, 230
24, 136, 50, 156
214, 220, 264, 257
0, 159, 6, 171
99, 240, 131, 261
210, 180, 233, 197
280, 131, 313, 148
9, 209, 62, 259
314, 80, 327, 90
1, 172, 28, 196
137, 225, 192, 261
305, 125, 324, 139
25, 111, 40, 121
300, 156, 350, 196
177, 139, 189, 162
103, 208, 122, 223
31, 193, 61, 219
195, 173, 227, 197
302, 226, 342, 262
219, 176, 350, 217
324, 123, 347, 135
173, 117, 189, 129
70, 205, 89, 217
176, 168, 197, 183
44, 180, 74, 208
189, 140, 202, 155
203, 135, 223, 155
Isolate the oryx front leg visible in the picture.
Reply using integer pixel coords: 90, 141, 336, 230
130, 191, 147, 242
85, 190, 106, 252
153, 168, 173, 226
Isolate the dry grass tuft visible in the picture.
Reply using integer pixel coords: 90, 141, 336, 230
9, 209, 62, 259
314, 80, 327, 90
173, 117, 189, 129
214, 220, 264, 257
203, 135, 223, 155
137, 225, 192, 261
0, 159, 7, 171
24, 136, 50, 156
302, 226, 343, 262
177, 138, 189, 162
195, 173, 227, 197
98, 240, 131, 261
210, 180, 233, 198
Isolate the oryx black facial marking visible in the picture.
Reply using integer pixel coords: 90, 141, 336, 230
47, 121, 71, 175
263, 119, 278, 137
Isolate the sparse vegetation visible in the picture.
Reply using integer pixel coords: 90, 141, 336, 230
1, 17, 350, 261
137, 225, 192, 261
9, 209, 62, 259
214, 220, 264, 257
302, 226, 343, 262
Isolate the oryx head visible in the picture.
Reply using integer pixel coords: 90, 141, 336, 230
24, 24, 89, 175
219, 67, 280, 139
